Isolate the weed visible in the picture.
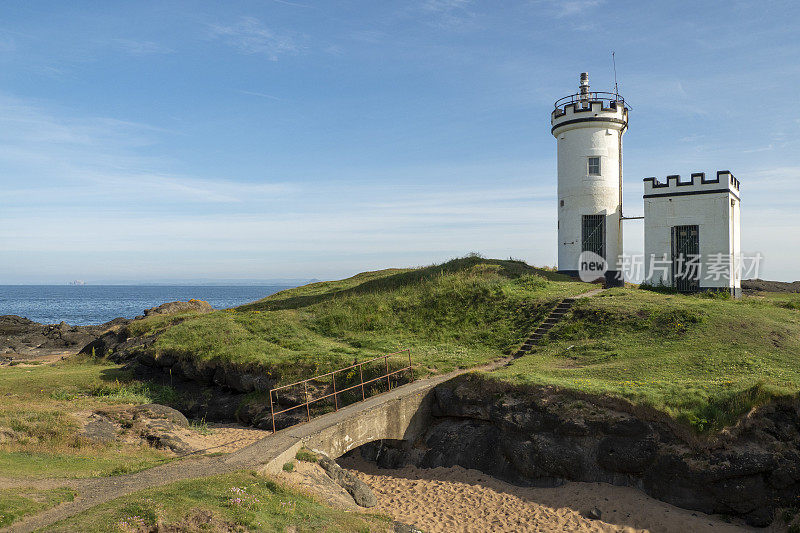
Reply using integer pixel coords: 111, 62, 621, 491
295, 448, 318, 463
282, 462, 295, 472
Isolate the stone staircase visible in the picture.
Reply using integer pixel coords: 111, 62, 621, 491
512, 297, 576, 358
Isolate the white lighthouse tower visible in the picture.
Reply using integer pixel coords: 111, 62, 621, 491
551, 73, 629, 286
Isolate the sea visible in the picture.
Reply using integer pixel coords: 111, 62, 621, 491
0, 285, 296, 326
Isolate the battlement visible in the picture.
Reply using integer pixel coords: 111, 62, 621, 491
550, 98, 628, 124
643, 171, 740, 199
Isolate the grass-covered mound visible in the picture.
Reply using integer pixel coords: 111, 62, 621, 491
47, 471, 392, 532
0, 358, 177, 478
492, 287, 800, 432
132, 257, 593, 380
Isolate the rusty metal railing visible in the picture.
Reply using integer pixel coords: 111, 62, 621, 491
268, 349, 413, 433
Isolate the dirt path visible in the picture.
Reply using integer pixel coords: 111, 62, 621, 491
6, 288, 604, 532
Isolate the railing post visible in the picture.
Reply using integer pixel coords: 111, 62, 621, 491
270, 390, 276, 434
303, 381, 311, 423
332, 371, 339, 411
359, 362, 366, 400
385, 355, 391, 391
408, 349, 414, 383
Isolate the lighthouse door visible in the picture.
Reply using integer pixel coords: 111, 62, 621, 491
581, 215, 605, 259
671, 225, 700, 292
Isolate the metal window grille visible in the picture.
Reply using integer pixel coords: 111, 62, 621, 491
581, 214, 605, 259
671, 225, 700, 292
588, 157, 601, 176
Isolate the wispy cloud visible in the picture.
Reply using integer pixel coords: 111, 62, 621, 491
0, 93, 294, 209
112, 38, 173, 56
208, 17, 301, 60
270, 0, 312, 7
529, 0, 604, 18
237, 89, 282, 101
420, 0, 477, 31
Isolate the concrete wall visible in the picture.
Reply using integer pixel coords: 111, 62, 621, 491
643, 172, 741, 293
551, 100, 627, 278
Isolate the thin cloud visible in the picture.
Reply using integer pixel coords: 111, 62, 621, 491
270, 0, 312, 7
529, 0, 604, 18
0, 93, 295, 209
237, 89, 282, 101
208, 17, 301, 60
112, 39, 173, 56
420, 0, 478, 31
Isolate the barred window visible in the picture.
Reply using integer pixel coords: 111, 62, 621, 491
588, 156, 601, 176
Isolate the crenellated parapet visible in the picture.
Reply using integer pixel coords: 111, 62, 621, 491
551, 99, 628, 120
643, 171, 740, 200
550, 99, 628, 135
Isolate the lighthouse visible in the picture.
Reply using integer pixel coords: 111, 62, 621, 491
551, 73, 629, 286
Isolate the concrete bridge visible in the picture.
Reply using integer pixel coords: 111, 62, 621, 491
227, 368, 460, 474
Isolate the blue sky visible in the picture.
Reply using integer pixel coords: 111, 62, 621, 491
1, 0, 798, 283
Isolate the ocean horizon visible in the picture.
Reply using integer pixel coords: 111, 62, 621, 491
0, 285, 297, 326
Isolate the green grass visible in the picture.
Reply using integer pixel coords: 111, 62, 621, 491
0, 358, 177, 478
0, 487, 75, 528
47, 471, 392, 532
490, 287, 800, 432
296, 448, 319, 463
134, 257, 593, 381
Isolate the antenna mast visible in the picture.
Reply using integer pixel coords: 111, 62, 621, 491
612, 51, 619, 99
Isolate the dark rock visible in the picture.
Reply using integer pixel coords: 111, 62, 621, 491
132, 403, 189, 427
1, 314, 126, 358
393, 522, 424, 533
584, 507, 602, 520
555, 419, 590, 436
597, 435, 657, 473
318, 455, 377, 507
421, 419, 504, 475
607, 417, 651, 437
501, 434, 585, 480
81, 416, 117, 443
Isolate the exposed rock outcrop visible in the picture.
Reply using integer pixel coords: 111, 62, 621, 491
367, 375, 800, 527
0, 315, 128, 358
87, 403, 195, 454
318, 454, 378, 508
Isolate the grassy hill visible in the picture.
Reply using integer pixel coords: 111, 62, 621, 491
492, 287, 800, 431
131, 257, 593, 379
123, 257, 800, 432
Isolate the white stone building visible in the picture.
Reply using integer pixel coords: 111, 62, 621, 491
643, 172, 742, 296
550, 73, 742, 296
551, 73, 628, 287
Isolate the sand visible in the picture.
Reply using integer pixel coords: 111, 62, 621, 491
177, 422, 270, 455
339, 456, 759, 533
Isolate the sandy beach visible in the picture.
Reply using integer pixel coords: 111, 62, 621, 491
339, 455, 758, 533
